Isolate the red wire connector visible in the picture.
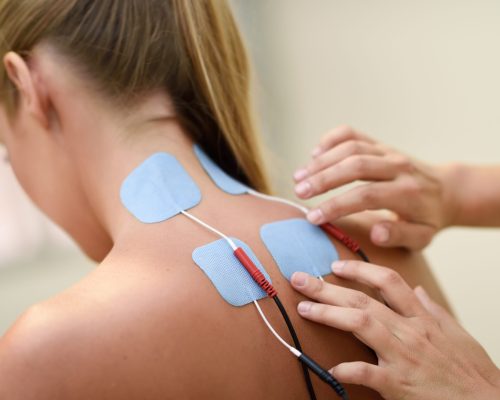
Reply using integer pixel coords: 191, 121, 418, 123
320, 222, 360, 253
234, 247, 278, 298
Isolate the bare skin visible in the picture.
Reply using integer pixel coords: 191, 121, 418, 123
0, 46, 450, 399
294, 125, 500, 250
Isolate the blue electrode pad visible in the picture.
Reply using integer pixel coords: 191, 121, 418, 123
193, 144, 250, 195
120, 153, 201, 223
192, 238, 271, 306
260, 218, 339, 280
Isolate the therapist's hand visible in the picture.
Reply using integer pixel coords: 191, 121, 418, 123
293, 126, 457, 250
291, 263, 500, 400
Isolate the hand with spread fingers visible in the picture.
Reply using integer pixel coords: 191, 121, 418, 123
293, 125, 500, 250
291, 263, 500, 400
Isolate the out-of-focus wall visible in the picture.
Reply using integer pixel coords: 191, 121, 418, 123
1, 0, 499, 366
234, 0, 500, 363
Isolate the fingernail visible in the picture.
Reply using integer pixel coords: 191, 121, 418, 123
332, 261, 345, 274
298, 301, 312, 314
307, 209, 324, 224
373, 225, 389, 243
293, 168, 309, 181
328, 367, 335, 375
311, 147, 322, 157
291, 271, 308, 287
294, 181, 311, 197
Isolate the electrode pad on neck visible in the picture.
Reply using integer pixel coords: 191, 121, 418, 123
193, 144, 250, 195
120, 153, 201, 223
192, 238, 272, 306
260, 218, 339, 280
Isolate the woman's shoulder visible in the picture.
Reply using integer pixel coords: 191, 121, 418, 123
0, 296, 80, 399
0, 263, 191, 399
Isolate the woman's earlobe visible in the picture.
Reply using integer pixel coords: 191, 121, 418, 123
3, 52, 50, 129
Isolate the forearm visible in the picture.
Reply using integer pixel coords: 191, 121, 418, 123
440, 163, 500, 227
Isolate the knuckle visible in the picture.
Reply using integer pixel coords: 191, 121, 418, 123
312, 172, 330, 192
402, 178, 423, 197
320, 200, 336, 217
349, 292, 370, 309
308, 157, 326, 174
352, 310, 371, 330
360, 187, 377, 204
379, 269, 402, 289
392, 155, 414, 172
322, 125, 355, 146
351, 156, 367, 174
417, 228, 435, 247
345, 140, 363, 155
308, 161, 321, 174
352, 363, 371, 381
416, 315, 438, 337
405, 330, 426, 351
309, 176, 322, 193
338, 124, 354, 135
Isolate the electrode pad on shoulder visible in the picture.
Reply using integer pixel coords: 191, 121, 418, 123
193, 144, 250, 195
260, 218, 339, 280
192, 238, 272, 306
120, 153, 201, 223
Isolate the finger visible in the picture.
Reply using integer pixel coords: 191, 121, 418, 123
414, 286, 455, 326
292, 271, 401, 331
370, 221, 436, 250
295, 155, 405, 199
313, 125, 375, 157
294, 140, 384, 182
297, 301, 400, 357
330, 361, 391, 395
332, 261, 426, 317
291, 272, 400, 327
306, 181, 404, 224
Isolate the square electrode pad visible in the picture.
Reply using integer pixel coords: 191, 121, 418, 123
193, 144, 250, 195
260, 218, 339, 280
120, 153, 201, 223
192, 238, 271, 306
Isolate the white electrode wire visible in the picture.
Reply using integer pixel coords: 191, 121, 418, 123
252, 300, 301, 357
181, 210, 300, 359
248, 189, 326, 280
247, 189, 309, 215
180, 210, 237, 250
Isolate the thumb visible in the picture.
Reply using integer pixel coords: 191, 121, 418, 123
370, 221, 435, 250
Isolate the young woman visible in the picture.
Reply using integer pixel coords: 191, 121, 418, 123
0, 1, 449, 398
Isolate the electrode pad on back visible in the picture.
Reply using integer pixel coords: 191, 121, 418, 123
260, 218, 339, 280
192, 238, 272, 306
193, 144, 250, 195
120, 153, 201, 223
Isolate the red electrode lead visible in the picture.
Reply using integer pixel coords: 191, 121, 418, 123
320, 223, 361, 253
234, 247, 277, 298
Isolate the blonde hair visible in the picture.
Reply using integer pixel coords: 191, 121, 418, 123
0, 0, 271, 192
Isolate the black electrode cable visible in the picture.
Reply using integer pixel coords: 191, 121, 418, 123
273, 296, 317, 400
181, 202, 372, 400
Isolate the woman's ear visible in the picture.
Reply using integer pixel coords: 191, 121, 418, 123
3, 52, 49, 129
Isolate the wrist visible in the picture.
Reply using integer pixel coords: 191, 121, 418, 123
435, 163, 464, 228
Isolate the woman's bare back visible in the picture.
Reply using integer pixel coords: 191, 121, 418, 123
0, 187, 449, 400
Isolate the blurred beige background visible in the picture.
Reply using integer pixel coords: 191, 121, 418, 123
1, 0, 500, 364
